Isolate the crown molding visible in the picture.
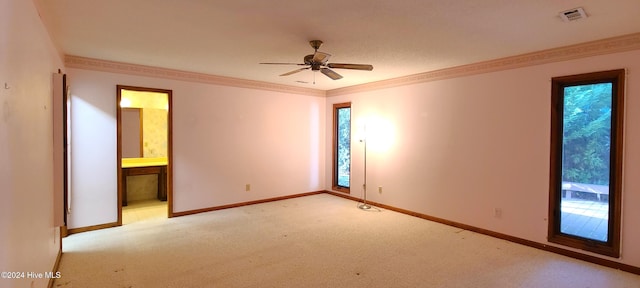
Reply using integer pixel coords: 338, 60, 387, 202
65, 32, 640, 98
64, 55, 326, 97
327, 32, 640, 97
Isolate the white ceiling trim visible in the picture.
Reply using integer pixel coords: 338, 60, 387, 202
65, 55, 327, 97
327, 32, 640, 96
65, 32, 640, 98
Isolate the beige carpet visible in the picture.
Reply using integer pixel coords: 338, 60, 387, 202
54, 194, 640, 288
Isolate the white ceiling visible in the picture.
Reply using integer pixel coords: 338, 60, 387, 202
37, 0, 640, 91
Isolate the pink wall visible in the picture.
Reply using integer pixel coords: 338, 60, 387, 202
0, 0, 65, 287
66, 68, 326, 226
172, 83, 325, 211
325, 49, 640, 267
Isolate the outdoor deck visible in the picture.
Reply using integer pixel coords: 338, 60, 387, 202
561, 198, 609, 242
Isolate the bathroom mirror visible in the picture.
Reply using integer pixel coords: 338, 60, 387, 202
120, 90, 168, 159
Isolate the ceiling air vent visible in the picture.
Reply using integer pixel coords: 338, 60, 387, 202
559, 7, 588, 22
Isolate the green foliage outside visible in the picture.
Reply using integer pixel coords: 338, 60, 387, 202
337, 108, 351, 187
562, 83, 612, 185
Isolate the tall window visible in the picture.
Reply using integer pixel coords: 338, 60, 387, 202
333, 102, 351, 193
549, 69, 625, 257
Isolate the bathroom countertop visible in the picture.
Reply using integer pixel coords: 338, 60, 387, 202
122, 157, 168, 168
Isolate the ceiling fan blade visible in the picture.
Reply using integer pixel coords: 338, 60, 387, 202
280, 67, 310, 76
260, 62, 307, 66
327, 63, 374, 71
321, 68, 343, 80
312, 52, 331, 63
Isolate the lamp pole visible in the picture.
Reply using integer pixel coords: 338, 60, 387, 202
359, 125, 371, 210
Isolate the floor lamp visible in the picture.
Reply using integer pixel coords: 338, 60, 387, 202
358, 125, 371, 210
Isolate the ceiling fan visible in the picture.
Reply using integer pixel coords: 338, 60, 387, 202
260, 40, 373, 82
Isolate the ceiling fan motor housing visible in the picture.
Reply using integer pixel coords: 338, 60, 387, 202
304, 54, 323, 71
304, 54, 314, 65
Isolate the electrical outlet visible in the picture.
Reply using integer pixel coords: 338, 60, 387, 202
245, 184, 250, 192
378, 186, 383, 194
494, 208, 502, 218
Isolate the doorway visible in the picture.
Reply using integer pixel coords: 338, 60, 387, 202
117, 85, 173, 225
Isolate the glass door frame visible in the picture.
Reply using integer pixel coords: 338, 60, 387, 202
548, 69, 625, 258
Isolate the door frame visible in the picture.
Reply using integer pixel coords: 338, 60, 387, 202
116, 85, 173, 225
53, 72, 69, 237
547, 69, 625, 258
